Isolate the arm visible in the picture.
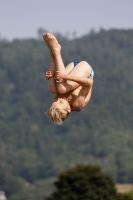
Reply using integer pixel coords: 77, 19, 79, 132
48, 77, 58, 94
55, 71, 93, 94
46, 70, 58, 94
64, 74, 93, 87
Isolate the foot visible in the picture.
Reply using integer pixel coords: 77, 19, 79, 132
42, 32, 61, 54
42, 32, 52, 52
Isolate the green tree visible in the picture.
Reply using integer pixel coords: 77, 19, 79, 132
0, 170, 23, 196
116, 193, 133, 200
44, 164, 117, 200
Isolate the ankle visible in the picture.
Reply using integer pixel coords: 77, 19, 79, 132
52, 48, 61, 56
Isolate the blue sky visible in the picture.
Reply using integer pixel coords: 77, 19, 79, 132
0, 0, 133, 40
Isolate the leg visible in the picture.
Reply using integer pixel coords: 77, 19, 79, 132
42, 32, 56, 72
42, 33, 57, 93
65, 62, 75, 74
48, 35, 91, 78
64, 61, 92, 91
55, 61, 92, 94
43, 33, 91, 78
43, 33, 91, 94
69, 61, 91, 78
44, 33, 67, 74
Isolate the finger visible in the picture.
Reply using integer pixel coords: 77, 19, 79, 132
47, 72, 51, 75
56, 80, 62, 83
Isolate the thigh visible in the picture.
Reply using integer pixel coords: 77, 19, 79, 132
65, 62, 74, 74
69, 61, 91, 78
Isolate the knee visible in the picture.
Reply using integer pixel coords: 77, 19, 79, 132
57, 87, 66, 94
80, 61, 91, 72
56, 83, 67, 94
49, 86, 58, 94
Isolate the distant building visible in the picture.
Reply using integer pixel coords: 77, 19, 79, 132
0, 191, 7, 200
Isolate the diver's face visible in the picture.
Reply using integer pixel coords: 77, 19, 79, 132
52, 98, 71, 112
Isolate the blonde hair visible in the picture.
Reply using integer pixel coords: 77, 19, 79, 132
46, 106, 69, 125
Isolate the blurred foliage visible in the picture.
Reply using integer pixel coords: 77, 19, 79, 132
116, 193, 133, 200
44, 164, 117, 200
0, 29, 133, 199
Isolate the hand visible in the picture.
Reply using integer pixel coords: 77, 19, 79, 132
55, 71, 67, 83
45, 70, 55, 80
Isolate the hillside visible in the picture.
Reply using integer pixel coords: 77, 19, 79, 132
0, 29, 133, 199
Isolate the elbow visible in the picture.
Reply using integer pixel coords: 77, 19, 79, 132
49, 86, 58, 94
86, 79, 93, 86
57, 88, 66, 94
56, 84, 66, 94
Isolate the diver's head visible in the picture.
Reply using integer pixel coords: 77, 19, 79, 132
46, 98, 71, 125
